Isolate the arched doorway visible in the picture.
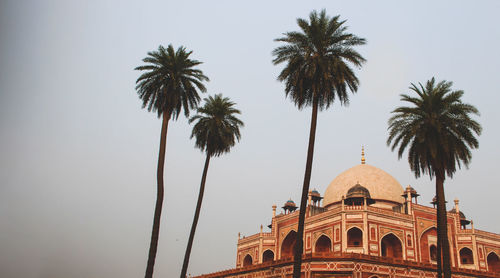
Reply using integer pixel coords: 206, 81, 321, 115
459, 247, 474, 265
242, 254, 253, 267
281, 230, 297, 259
315, 235, 332, 253
381, 233, 403, 258
487, 252, 500, 273
347, 227, 363, 247
262, 249, 274, 263
430, 245, 437, 262
420, 227, 437, 262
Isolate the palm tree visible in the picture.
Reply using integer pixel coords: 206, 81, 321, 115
272, 10, 366, 277
135, 44, 209, 278
180, 94, 243, 278
387, 78, 481, 278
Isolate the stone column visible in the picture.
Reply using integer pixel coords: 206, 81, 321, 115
363, 203, 368, 255
341, 196, 347, 253
406, 189, 412, 215
471, 220, 479, 269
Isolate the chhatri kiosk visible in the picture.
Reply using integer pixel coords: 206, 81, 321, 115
195, 151, 500, 278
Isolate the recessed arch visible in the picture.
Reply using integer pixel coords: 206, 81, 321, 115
314, 234, 332, 253
262, 249, 274, 263
419, 225, 437, 239
459, 247, 474, 265
347, 227, 363, 247
280, 230, 297, 259
380, 233, 403, 258
487, 251, 500, 273
242, 254, 253, 267
419, 227, 437, 262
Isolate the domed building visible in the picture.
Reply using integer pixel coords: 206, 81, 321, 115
195, 151, 500, 278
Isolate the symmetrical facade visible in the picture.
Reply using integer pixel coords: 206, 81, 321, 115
195, 156, 500, 278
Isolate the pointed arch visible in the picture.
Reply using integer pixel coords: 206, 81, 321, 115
459, 247, 474, 265
262, 249, 274, 263
280, 230, 297, 259
242, 254, 253, 267
380, 233, 403, 259
487, 251, 500, 273
314, 234, 332, 253
347, 227, 363, 247
420, 227, 437, 262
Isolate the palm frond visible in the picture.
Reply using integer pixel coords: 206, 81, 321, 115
134, 44, 209, 118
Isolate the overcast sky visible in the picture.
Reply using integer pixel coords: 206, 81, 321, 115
1, 1, 499, 277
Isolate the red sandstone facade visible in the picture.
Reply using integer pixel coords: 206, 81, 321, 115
195, 160, 500, 278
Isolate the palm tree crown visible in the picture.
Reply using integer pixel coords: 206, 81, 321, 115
189, 94, 244, 157
272, 9, 366, 110
135, 44, 209, 118
387, 77, 481, 178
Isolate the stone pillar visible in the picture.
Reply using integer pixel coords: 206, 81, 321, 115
259, 225, 263, 263
341, 196, 347, 253
272, 205, 276, 217
471, 220, 479, 269
363, 204, 368, 255
406, 189, 412, 215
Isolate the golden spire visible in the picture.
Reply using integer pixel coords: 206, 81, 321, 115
361, 146, 366, 164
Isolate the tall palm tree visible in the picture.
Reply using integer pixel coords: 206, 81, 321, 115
387, 78, 481, 278
272, 10, 366, 277
135, 44, 209, 278
180, 94, 243, 278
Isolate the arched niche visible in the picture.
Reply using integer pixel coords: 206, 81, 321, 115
487, 252, 500, 273
242, 254, 253, 267
314, 234, 332, 253
347, 227, 363, 247
381, 233, 403, 258
262, 249, 274, 263
459, 247, 474, 265
280, 230, 297, 259
420, 227, 437, 262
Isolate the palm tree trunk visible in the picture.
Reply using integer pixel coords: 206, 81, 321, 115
145, 112, 170, 278
293, 97, 319, 278
436, 170, 452, 278
180, 153, 211, 278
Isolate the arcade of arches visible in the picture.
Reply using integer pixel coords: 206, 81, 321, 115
227, 162, 500, 278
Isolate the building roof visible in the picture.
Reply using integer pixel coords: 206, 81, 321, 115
282, 199, 297, 208
323, 164, 405, 206
449, 208, 467, 220
346, 183, 371, 199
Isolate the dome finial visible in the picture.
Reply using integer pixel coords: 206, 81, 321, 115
361, 146, 366, 164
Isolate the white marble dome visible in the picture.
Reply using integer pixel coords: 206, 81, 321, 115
323, 164, 404, 206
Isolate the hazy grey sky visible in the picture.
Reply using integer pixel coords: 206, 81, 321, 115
1, 1, 499, 277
